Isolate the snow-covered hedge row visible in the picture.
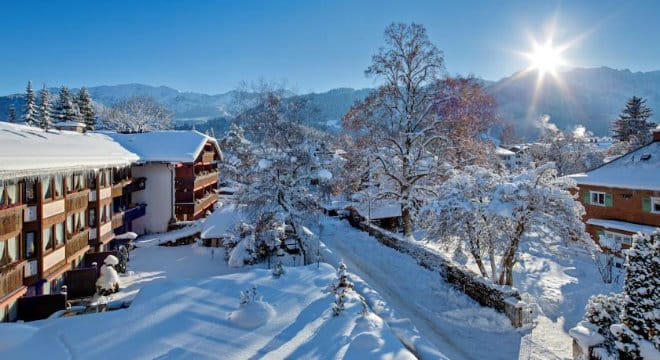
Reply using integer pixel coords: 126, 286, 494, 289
355, 221, 524, 325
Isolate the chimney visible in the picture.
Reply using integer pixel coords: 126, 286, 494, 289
654, 129, 660, 142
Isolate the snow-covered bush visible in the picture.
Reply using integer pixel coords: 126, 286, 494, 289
240, 286, 262, 305
96, 255, 120, 296
330, 261, 354, 316
576, 231, 660, 359
272, 260, 285, 278
230, 285, 276, 329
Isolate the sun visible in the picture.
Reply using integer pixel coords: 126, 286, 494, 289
525, 39, 566, 76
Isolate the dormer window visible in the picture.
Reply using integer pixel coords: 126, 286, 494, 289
640, 154, 651, 161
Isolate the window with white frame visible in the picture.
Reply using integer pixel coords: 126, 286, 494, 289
604, 231, 633, 247
590, 191, 606, 206
652, 197, 660, 214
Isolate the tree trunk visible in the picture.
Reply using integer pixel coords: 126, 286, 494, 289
497, 222, 525, 286
402, 206, 414, 240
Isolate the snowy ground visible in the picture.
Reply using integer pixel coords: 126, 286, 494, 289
0, 239, 415, 359
318, 217, 521, 360
421, 232, 623, 359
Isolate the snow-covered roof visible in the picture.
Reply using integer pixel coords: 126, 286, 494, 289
586, 218, 659, 235
0, 122, 139, 180
495, 147, 515, 156
571, 141, 660, 191
201, 205, 244, 239
104, 130, 221, 163
353, 201, 402, 220
54, 121, 86, 127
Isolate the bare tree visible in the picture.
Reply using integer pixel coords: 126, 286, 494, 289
342, 22, 447, 239
100, 95, 173, 133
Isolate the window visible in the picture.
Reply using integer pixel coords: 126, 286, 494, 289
0, 236, 19, 266
53, 175, 63, 198
0, 181, 19, 207
653, 197, 660, 214
25, 180, 37, 203
589, 191, 607, 206
43, 227, 53, 252
67, 214, 74, 235
25, 232, 35, 258
65, 175, 73, 193
89, 209, 96, 225
55, 222, 64, 247
41, 177, 52, 200
604, 231, 633, 247
88, 173, 97, 189
74, 174, 84, 191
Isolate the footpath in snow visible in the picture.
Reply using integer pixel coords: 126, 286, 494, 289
319, 217, 522, 360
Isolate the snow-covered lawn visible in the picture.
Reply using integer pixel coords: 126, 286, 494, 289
0, 240, 415, 359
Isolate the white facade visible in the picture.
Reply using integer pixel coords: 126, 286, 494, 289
132, 163, 175, 233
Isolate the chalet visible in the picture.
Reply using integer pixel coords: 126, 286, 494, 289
572, 131, 660, 253
106, 131, 222, 233
0, 122, 141, 321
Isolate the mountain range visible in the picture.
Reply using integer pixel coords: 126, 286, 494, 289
1, 67, 658, 138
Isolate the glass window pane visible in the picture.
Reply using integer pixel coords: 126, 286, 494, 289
43, 227, 53, 251
0, 240, 6, 266
26, 232, 35, 258
54, 175, 63, 198
67, 215, 74, 234
42, 177, 52, 199
66, 175, 73, 193
55, 223, 64, 246
8, 236, 18, 262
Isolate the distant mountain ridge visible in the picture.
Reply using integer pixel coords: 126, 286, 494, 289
1, 67, 659, 137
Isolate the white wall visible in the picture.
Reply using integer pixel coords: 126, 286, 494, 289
132, 163, 174, 233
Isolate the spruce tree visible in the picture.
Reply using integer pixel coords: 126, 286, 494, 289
7, 104, 16, 123
615, 231, 660, 356
612, 96, 656, 142
38, 85, 53, 130
23, 80, 37, 126
53, 86, 80, 123
76, 87, 95, 130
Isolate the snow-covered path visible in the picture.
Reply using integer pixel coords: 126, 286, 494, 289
320, 218, 522, 360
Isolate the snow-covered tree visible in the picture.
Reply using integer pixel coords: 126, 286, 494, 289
232, 82, 323, 264
421, 163, 593, 286
96, 255, 120, 296
612, 96, 655, 143
76, 87, 96, 130
616, 231, 660, 355
530, 115, 605, 176
23, 80, 36, 126
100, 95, 173, 133
7, 104, 16, 123
218, 122, 256, 188
37, 85, 53, 130
53, 86, 80, 123
342, 23, 447, 239
583, 292, 625, 356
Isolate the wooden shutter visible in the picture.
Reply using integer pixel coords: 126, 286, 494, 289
604, 193, 613, 207
583, 192, 590, 205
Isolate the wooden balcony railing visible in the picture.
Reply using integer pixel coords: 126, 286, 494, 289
125, 177, 146, 193
0, 205, 24, 235
112, 212, 123, 230
194, 171, 219, 190
65, 190, 89, 212
201, 151, 215, 164
0, 263, 24, 299
111, 183, 123, 198
66, 230, 89, 258
194, 193, 218, 215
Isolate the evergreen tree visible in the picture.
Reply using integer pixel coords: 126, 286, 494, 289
38, 85, 53, 130
23, 80, 37, 126
615, 231, 660, 355
76, 87, 95, 130
53, 86, 80, 123
7, 104, 16, 123
612, 96, 656, 142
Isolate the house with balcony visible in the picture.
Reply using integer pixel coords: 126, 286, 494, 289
571, 131, 660, 254
0, 122, 139, 321
105, 131, 222, 233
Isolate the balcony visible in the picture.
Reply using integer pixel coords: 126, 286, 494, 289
194, 171, 219, 191
0, 263, 24, 299
65, 190, 89, 212
0, 205, 24, 235
111, 183, 123, 198
124, 204, 147, 223
125, 177, 146, 193
112, 212, 123, 230
66, 230, 89, 258
201, 150, 216, 164
194, 193, 218, 216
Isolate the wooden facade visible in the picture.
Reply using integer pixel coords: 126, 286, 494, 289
0, 165, 147, 321
173, 141, 221, 221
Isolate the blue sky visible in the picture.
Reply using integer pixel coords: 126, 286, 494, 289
1, 0, 659, 95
